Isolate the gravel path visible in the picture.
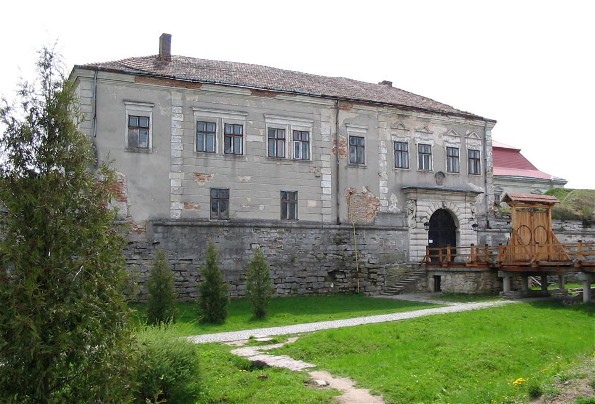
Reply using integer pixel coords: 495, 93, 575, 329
187, 298, 519, 344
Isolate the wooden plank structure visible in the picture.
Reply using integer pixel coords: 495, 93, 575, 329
422, 193, 595, 301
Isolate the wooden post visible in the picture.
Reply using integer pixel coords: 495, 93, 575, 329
484, 244, 490, 262
577, 240, 584, 261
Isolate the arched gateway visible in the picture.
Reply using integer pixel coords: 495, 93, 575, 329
428, 209, 457, 262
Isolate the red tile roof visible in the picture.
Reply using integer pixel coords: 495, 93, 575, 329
492, 141, 563, 181
75, 55, 493, 121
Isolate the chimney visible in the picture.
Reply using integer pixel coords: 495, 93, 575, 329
378, 80, 392, 87
159, 33, 172, 61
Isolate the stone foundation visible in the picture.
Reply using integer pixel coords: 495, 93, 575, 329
126, 220, 409, 301
426, 268, 502, 293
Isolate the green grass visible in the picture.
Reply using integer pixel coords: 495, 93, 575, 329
131, 294, 438, 336
435, 292, 501, 302
274, 300, 595, 403
196, 343, 339, 403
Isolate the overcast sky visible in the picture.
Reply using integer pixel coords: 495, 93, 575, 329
2, 0, 593, 188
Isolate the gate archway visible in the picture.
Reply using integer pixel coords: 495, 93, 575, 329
428, 209, 457, 262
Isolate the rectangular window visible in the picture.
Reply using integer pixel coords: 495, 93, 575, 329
268, 128, 286, 158
418, 143, 432, 171
196, 121, 216, 153
349, 136, 365, 165
210, 188, 229, 220
224, 123, 243, 155
281, 191, 298, 220
293, 130, 310, 160
128, 115, 150, 149
446, 147, 460, 173
394, 141, 409, 169
468, 149, 481, 175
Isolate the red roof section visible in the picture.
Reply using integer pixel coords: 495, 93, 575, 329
492, 141, 563, 181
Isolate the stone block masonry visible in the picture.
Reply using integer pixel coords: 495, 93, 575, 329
125, 220, 409, 301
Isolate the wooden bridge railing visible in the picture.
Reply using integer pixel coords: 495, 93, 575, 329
423, 241, 595, 268
422, 244, 495, 266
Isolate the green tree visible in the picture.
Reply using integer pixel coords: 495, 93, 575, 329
147, 249, 178, 325
0, 47, 134, 402
197, 243, 228, 324
246, 247, 272, 319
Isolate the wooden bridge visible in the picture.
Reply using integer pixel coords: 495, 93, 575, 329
422, 193, 595, 302
422, 241, 595, 271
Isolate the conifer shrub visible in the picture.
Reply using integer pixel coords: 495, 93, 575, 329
246, 247, 272, 319
147, 249, 178, 325
197, 243, 229, 324
135, 328, 201, 403
0, 47, 134, 402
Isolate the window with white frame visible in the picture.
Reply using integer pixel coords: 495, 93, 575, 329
293, 130, 310, 160
394, 141, 409, 169
468, 149, 481, 175
224, 123, 243, 155
446, 146, 460, 173
418, 143, 432, 171
349, 136, 366, 165
268, 127, 286, 158
125, 102, 153, 151
196, 121, 216, 153
264, 115, 313, 160
280, 191, 298, 220
192, 108, 247, 156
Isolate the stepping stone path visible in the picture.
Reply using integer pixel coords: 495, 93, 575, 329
228, 337, 384, 403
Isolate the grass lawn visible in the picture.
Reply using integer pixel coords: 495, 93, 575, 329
131, 294, 438, 336
274, 300, 595, 403
433, 292, 501, 302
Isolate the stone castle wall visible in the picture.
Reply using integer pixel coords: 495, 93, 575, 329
126, 220, 409, 301
124, 219, 593, 300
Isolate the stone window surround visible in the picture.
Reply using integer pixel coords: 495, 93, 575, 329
264, 114, 313, 161
346, 124, 367, 166
124, 101, 154, 152
192, 108, 248, 155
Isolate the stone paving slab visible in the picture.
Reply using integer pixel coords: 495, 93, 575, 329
187, 299, 519, 344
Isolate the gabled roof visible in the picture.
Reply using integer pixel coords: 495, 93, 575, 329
492, 141, 565, 182
502, 193, 559, 205
75, 55, 493, 122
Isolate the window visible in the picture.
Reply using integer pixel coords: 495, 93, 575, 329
446, 147, 460, 173
418, 143, 432, 171
127, 115, 150, 149
268, 128, 286, 158
293, 130, 310, 160
468, 149, 481, 175
196, 121, 216, 153
125, 102, 153, 151
394, 141, 409, 169
349, 136, 365, 165
210, 188, 229, 220
193, 108, 247, 157
281, 191, 298, 220
224, 123, 243, 155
